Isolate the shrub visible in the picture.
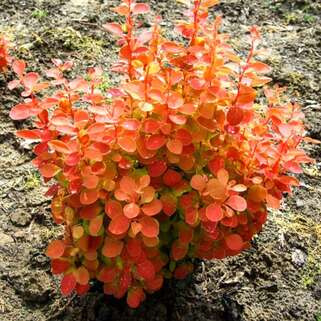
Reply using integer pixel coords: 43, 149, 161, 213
9, 0, 314, 308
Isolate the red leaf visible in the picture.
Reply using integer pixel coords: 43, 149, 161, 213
16, 129, 41, 140
51, 259, 70, 274
148, 160, 167, 177
61, 273, 76, 296
175, 129, 193, 145
127, 287, 144, 309
80, 203, 101, 220
49, 140, 71, 154
76, 283, 90, 296
266, 194, 281, 209
137, 260, 155, 281
10, 103, 31, 120
145, 134, 166, 150
225, 233, 243, 251
206, 204, 223, 222
103, 23, 123, 36
225, 195, 247, 212
163, 169, 182, 187
108, 215, 130, 235
126, 239, 142, 258
12, 59, 26, 75
227, 107, 244, 126
132, 3, 150, 15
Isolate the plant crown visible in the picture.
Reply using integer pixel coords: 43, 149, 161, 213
8, 0, 314, 308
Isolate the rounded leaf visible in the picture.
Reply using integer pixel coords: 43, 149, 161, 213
140, 216, 159, 238
102, 238, 124, 258
80, 189, 99, 205
206, 204, 223, 222
190, 175, 206, 192
225, 195, 247, 212
61, 273, 76, 296
225, 233, 243, 251
40, 163, 60, 178
118, 136, 136, 153
141, 199, 162, 216
46, 240, 65, 259
108, 215, 130, 235
123, 203, 140, 219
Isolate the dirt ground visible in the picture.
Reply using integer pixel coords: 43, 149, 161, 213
0, 0, 320, 320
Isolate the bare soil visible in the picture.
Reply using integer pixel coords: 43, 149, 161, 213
0, 1, 320, 320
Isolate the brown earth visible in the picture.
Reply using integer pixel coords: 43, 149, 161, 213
0, 1, 320, 320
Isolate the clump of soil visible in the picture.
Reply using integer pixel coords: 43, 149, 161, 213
0, 1, 320, 320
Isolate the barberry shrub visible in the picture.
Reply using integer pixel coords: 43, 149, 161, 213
9, 0, 314, 308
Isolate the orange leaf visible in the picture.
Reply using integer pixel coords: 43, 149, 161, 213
108, 215, 130, 235
123, 203, 140, 219
105, 200, 123, 219
225, 195, 247, 212
168, 92, 184, 109
80, 189, 99, 205
102, 238, 124, 258
89, 215, 103, 236
48, 140, 71, 154
141, 199, 163, 216
140, 216, 159, 238
46, 240, 65, 259
118, 136, 137, 153
190, 175, 206, 192
75, 266, 90, 285
83, 175, 99, 189
40, 163, 61, 178
103, 23, 123, 36
166, 139, 183, 155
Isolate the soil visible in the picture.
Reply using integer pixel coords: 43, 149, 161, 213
0, 1, 321, 321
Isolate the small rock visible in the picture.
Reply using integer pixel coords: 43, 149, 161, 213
296, 199, 305, 208
10, 209, 32, 227
291, 249, 307, 267
0, 232, 14, 248
222, 272, 244, 286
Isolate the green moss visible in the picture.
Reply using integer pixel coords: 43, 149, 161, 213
24, 172, 41, 190
35, 27, 106, 58
31, 9, 48, 20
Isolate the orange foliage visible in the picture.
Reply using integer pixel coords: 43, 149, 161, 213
8, 0, 314, 308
